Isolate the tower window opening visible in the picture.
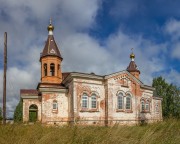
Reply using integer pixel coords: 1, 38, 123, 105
50, 63, 55, 76
58, 64, 60, 77
44, 64, 47, 76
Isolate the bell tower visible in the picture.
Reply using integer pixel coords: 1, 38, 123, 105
126, 49, 140, 79
40, 19, 63, 84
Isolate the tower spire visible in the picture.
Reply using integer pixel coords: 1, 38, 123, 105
127, 48, 140, 79
40, 19, 63, 84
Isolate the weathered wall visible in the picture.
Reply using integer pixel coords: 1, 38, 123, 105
23, 98, 41, 122
73, 78, 105, 125
106, 72, 162, 124
41, 92, 68, 124
106, 73, 140, 124
140, 90, 163, 122
22, 72, 162, 125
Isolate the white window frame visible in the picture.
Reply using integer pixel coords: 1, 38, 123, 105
53, 101, 58, 110
117, 92, 124, 110
91, 95, 97, 109
145, 101, 150, 111
141, 100, 145, 111
126, 95, 131, 110
82, 94, 88, 108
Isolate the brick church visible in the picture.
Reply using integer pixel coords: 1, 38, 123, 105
20, 21, 162, 125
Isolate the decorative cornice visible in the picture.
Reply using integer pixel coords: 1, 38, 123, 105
105, 70, 143, 85
21, 95, 39, 99
39, 87, 68, 93
152, 96, 163, 100
62, 72, 104, 85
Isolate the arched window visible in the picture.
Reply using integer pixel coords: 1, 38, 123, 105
126, 94, 131, 110
117, 92, 124, 110
50, 63, 55, 76
91, 95, 97, 109
53, 100, 58, 110
155, 102, 159, 113
44, 63, 47, 76
145, 100, 150, 111
141, 99, 150, 112
82, 93, 88, 108
141, 100, 145, 111
57, 64, 60, 77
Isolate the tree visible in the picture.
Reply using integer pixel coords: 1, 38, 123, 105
0, 107, 3, 121
13, 99, 23, 122
152, 76, 180, 118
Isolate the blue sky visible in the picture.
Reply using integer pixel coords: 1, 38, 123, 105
0, 0, 180, 117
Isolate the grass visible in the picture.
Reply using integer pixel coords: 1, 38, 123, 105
0, 119, 180, 144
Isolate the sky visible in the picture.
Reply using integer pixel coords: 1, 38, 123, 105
0, 0, 180, 117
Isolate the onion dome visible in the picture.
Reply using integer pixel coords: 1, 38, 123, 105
130, 52, 135, 60
47, 18, 54, 35
47, 19, 54, 32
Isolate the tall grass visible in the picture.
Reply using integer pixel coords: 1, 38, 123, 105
0, 119, 180, 144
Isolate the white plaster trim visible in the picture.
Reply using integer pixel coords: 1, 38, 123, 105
62, 72, 103, 85
105, 70, 143, 85
21, 95, 39, 99
153, 97, 163, 100
70, 72, 103, 79
39, 88, 68, 93
141, 85, 155, 90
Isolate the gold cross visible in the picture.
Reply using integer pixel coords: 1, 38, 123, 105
131, 48, 134, 53
50, 18, 52, 24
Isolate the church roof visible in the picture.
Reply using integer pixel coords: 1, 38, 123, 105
127, 61, 140, 73
20, 89, 39, 96
40, 35, 62, 59
126, 52, 140, 73
40, 20, 62, 60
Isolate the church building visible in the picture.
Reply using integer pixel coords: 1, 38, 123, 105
20, 21, 162, 125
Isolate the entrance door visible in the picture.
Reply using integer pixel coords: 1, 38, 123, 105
29, 104, 38, 122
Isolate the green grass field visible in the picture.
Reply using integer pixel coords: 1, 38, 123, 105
0, 119, 180, 144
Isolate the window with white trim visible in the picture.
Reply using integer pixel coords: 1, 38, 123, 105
53, 100, 58, 110
141, 99, 150, 112
117, 92, 124, 110
145, 100, 150, 111
91, 95, 97, 108
82, 94, 88, 108
126, 95, 131, 110
141, 100, 145, 111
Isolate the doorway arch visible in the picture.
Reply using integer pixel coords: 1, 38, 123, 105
29, 104, 38, 122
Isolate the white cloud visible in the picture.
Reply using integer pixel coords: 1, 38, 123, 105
171, 42, 180, 59
164, 18, 180, 40
105, 30, 167, 85
0, 65, 40, 117
164, 18, 180, 59
161, 69, 180, 86
61, 33, 112, 74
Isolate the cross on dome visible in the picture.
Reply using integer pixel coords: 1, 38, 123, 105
47, 18, 54, 35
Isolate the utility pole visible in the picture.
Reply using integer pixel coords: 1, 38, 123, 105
3, 32, 7, 125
